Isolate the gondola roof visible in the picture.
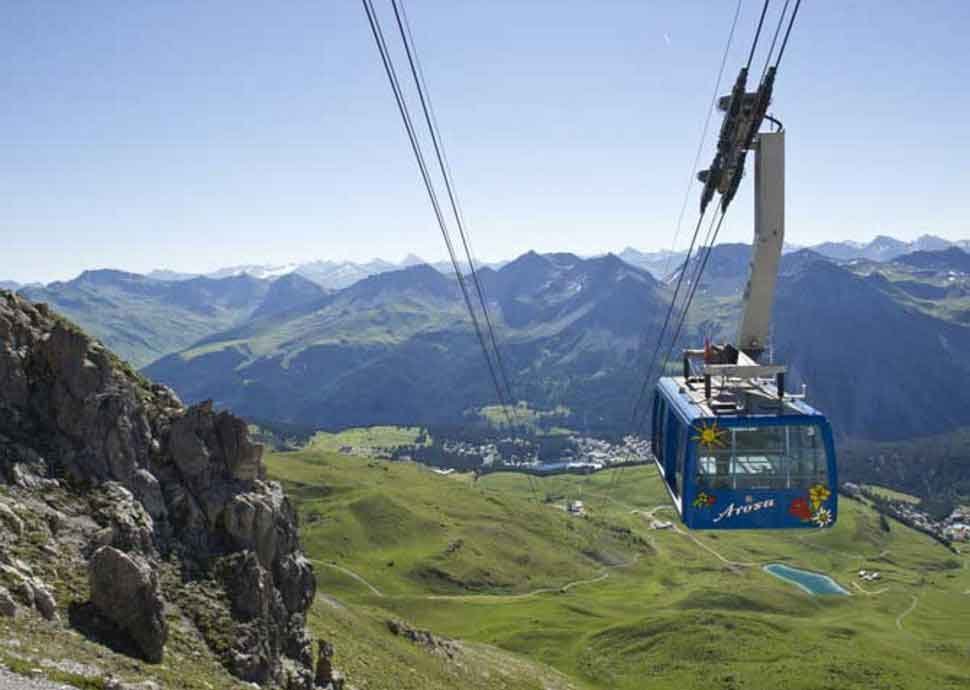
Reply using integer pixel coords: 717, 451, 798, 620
657, 375, 825, 424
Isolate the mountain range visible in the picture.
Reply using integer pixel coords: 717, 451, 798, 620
19, 271, 275, 367
139, 254, 504, 291
8, 234, 970, 292
132, 233, 970, 286
10, 237, 970, 452
144, 252, 668, 432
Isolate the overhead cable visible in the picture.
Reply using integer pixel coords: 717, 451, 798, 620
360, 0, 514, 429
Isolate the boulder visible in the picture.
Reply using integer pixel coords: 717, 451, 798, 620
32, 582, 57, 621
0, 502, 23, 536
105, 679, 162, 690
217, 551, 276, 621
314, 640, 335, 687
314, 640, 344, 690
0, 560, 57, 621
168, 413, 211, 479
90, 483, 155, 555
222, 490, 284, 567
213, 411, 263, 481
284, 613, 314, 668
0, 585, 16, 617
282, 658, 316, 690
166, 401, 264, 484
131, 469, 167, 521
274, 553, 316, 615
89, 546, 167, 663
386, 619, 460, 660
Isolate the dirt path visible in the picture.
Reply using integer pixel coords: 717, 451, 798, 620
896, 594, 920, 630
670, 524, 758, 568
633, 505, 673, 520
634, 506, 758, 568
852, 581, 889, 596
313, 560, 384, 597
425, 572, 611, 602
316, 554, 638, 604
426, 554, 641, 602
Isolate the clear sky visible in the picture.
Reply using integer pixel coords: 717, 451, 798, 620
2, 1, 969, 283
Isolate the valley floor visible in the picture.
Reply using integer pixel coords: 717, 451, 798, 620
267, 450, 970, 690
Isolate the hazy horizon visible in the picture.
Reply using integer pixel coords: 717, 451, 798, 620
5, 230, 969, 286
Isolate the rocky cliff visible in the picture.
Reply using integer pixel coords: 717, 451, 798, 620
0, 290, 324, 688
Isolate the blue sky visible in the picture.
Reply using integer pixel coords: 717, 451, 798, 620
2, 1, 969, 283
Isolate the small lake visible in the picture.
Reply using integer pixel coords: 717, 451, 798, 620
763, 563, 849, 595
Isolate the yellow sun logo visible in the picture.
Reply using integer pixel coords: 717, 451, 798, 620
692, 421, 728, 448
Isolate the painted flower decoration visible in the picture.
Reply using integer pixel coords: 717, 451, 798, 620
813, 507, 833, 527
693, 492, 717, 509
789, 497, 813, 521
809, 484, 831, 510
691, 421, 728, 449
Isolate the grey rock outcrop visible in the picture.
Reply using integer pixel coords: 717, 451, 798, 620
315, 640, 344, 690
89, 483, 156, 555
386, 619, 460, 660
0, 555, 58, 622
0, 585, 17, 617
89, 546, 167, 663
131, 469, 166, 522
0, 502, 23, 536
0, 291, 319, 687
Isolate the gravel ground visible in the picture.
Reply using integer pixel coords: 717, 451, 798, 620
0, 667, 77, 690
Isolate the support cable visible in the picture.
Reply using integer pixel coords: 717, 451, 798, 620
643, 209, 729, 436
627, 0, 744, 433
773, 0, 802, 69
390, 0, 519, 426
657, 0, 744, 283
628, 209, 707, 429
761, 0, 792, 81
615, 0, 748, 498
363, 0, 539, 500
360, 0, 513, 431
745, 0, 772, 71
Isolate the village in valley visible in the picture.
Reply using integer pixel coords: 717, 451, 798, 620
842, 482, 970, 547
422, 434, 654, 475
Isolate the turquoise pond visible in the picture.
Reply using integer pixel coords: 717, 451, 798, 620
763, 564, 849, 595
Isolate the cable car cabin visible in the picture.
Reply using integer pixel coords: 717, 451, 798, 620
650, 374, 837, 530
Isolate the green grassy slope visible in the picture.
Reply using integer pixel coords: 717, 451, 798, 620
267, 449, 970, 690
20, 272, 270, 367
306, 426, 428, 453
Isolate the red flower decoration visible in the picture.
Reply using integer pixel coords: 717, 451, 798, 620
789, 497, 812, 521
707, 495, 716, 505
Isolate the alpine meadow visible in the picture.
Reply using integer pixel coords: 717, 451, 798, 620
3, 2, 970, 690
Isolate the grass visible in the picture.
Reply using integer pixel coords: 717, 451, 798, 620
479, 403, 571, 431
271, 447, 645, 598
1, 656, 108, 690
267, 448, 970, 690
862, 484, 921, 504
306, 426, 430, 455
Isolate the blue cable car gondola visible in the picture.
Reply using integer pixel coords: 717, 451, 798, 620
650, 373, 837, 530
648, 95, 838, 529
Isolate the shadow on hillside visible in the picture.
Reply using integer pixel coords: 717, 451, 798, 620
68, 601, 148, 662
